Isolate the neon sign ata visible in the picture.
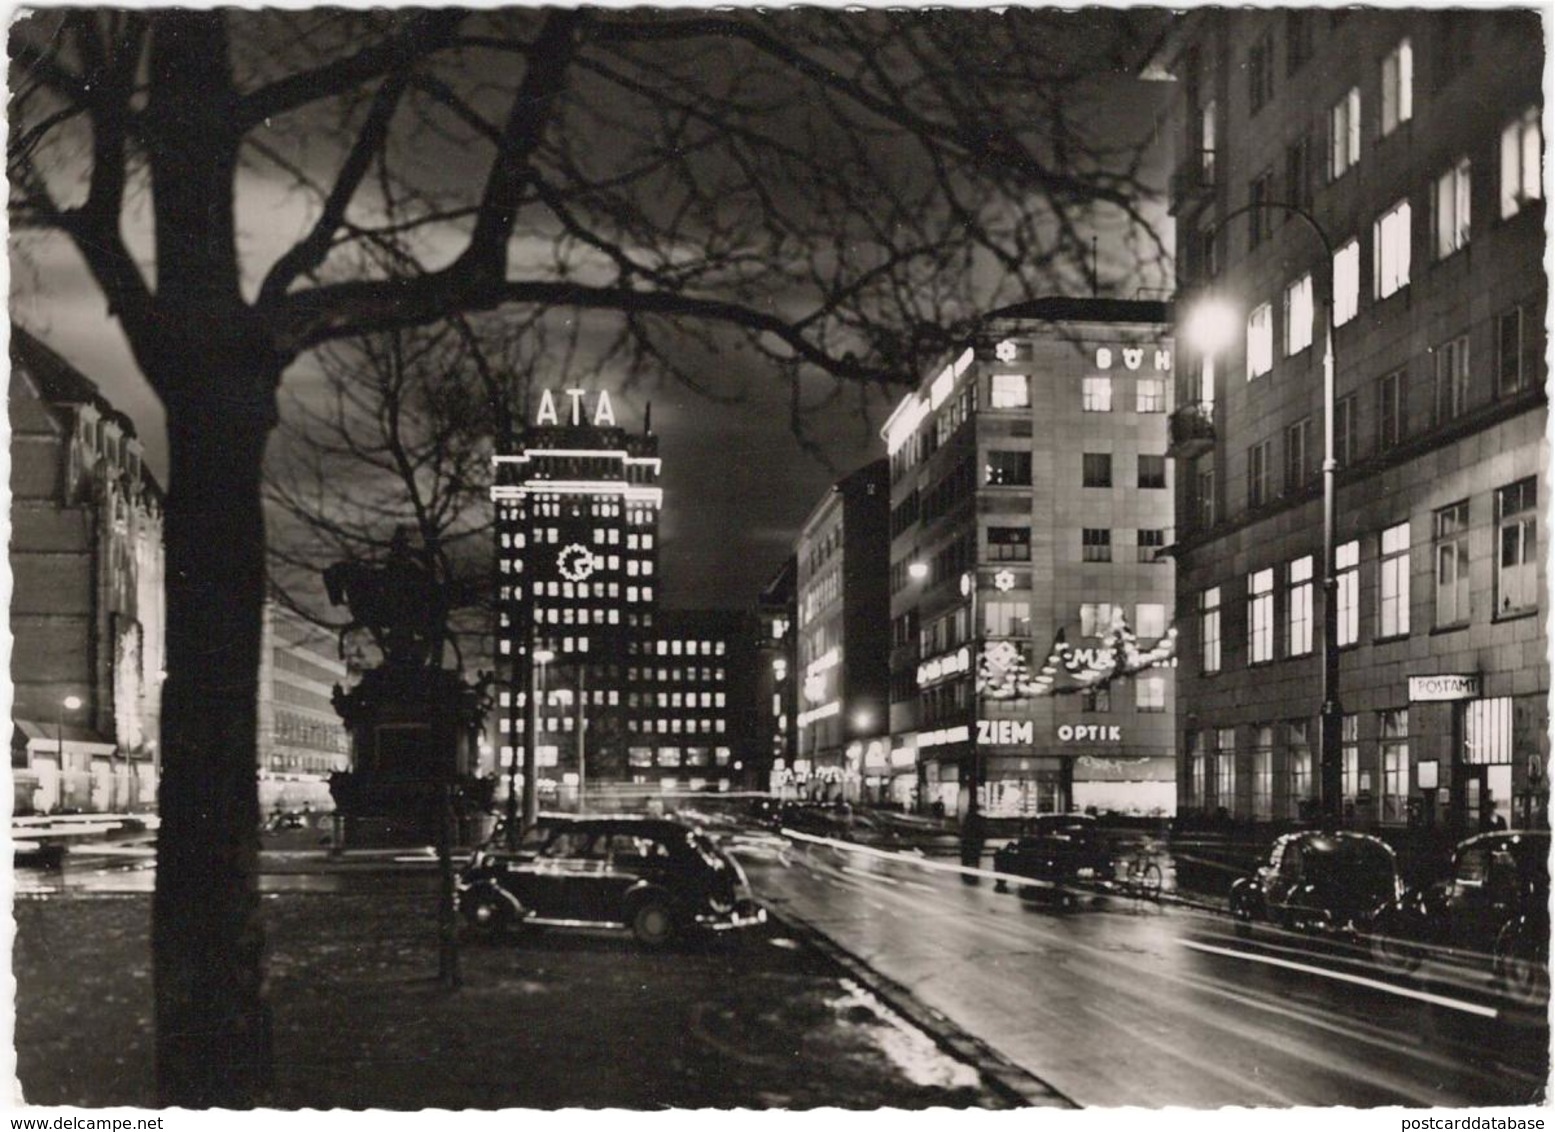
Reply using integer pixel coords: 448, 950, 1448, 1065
535, 388, 618, 428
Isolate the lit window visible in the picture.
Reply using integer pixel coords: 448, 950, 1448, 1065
1251, 725, 1274, 820
1433, 158, 1471, 258
1286, 721, 1313, 820
1341, 715, 1362, 811
1373, 199, 1412, 299
1136, 602, 1166, 640
1283, 274, 1313, 356
1434, 501, 1471, 627
987, 526, 1032, 562
1500, 107, 1543, 218
1496, 478, 1538, 615
1215, 728, 1236, 815
1329, 87, 1361, 179
1246, 303, 1273, 379
1135, 674, 1167, 714
1080, 602, 1116, 638
1378, 522, 1411, 638
1081, 528, 1112, 563
1247, 568, 1274, 664
1200, 587, 1221, 674
1286, 556, 1313, 656
1434, 334, 1470, 424
1380, 38, 1413, 136
1379, 710, 1408, 824
1136, 377, 1165, 413
1082, 376, 1113, 412
990, 374, 1029, 409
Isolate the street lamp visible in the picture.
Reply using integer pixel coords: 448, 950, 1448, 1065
960, 570, 985, 864
1185, 199, 1343, 824
58, 694, 81, 812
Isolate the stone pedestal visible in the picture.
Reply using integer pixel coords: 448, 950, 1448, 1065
328, 666, 493, 849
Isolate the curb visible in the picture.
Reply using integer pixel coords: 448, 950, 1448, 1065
762, 903, 1078, 1110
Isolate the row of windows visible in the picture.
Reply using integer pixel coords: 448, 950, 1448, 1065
1197, 479, 1537, 674
1079, 673, 1169, 714
1080, 375, 1167, 414
627, 746, 732, 769
644, 639, 726, 657
1080, 528, 1170, 565
1194, 304, 1536, 529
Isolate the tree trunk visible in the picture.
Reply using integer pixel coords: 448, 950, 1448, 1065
152, 386, 274, 1107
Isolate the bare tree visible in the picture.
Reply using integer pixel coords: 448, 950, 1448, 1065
9, 8, 1167, 1105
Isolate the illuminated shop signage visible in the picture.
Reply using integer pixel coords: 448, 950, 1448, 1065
918, 725, 970, 749
1407, 674, 1481, 702
1093, 347, 1172, 372
917, 647, 971, 687
977, 720, 1034, 745
889, 745, 917, 769
1057, 724, 1123, 743
535, 388, 618, 427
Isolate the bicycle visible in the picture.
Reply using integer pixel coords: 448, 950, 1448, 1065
1117, 841, 1164, 902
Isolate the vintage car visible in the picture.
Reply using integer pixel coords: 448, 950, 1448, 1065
1229, 831, 1402, 937
458, 814, 766, 946
992, 813, 1116, 894
1367, 830, 1549, 1003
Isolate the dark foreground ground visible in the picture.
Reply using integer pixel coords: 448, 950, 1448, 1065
14, 889, 1016, 1110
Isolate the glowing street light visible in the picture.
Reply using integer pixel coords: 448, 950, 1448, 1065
1184, 199, 1343, 823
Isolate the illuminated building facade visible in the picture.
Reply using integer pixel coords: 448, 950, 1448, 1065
754, 557, 798, 793
491, 389, 661, 805
883, 299, 1177, 820
624, 609, 760, 797
257, 601, 352, 813
1154, 11, 1546, 832
9, 328, 165, 814
793, 460, 890, 802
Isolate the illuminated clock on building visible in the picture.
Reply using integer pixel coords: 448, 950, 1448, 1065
558, 543, 597, 582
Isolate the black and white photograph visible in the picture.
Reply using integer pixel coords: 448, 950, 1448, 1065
5, 3, 1549, 1119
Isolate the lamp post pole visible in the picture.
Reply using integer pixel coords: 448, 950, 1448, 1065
961, 571, 984, 865
574, 664, 587, 813
1192, 200, 1342, 823
58, 695, 81, 812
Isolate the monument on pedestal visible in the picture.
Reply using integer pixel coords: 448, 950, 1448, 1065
323, 529, 493, 849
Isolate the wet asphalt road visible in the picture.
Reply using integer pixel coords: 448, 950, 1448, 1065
736, 836, 1549, 1109
19, 827, 1550, 1109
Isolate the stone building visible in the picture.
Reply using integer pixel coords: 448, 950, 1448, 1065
10, 328, 165, 813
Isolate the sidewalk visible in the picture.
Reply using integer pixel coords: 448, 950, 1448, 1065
14, 886, 1029, 1110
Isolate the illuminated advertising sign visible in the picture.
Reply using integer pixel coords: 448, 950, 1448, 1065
535, 388, 618, 427
976, 719, 1035, 746
1093, 347, 1172, 372
916, 646, 971, 687
1057, 724, 1123, 743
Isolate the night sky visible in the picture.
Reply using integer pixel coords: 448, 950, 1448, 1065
8, 9, 1170, 613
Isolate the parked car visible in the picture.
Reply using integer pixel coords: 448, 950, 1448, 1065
992, 813, 1115, 894
1367, 830, 1549, 1003
1229, 831, 1402, 937
457, 814, 766, 946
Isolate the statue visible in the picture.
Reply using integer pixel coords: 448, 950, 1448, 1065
323, 527, 447, 668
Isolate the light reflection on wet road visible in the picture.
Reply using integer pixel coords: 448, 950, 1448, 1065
18, 831, 1548, 1109
739, 838, 1549, 1109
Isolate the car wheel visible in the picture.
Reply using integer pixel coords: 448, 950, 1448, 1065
1494, 921, 1548, 1005
461, 886, 514, 940
630, 897, 676, 947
